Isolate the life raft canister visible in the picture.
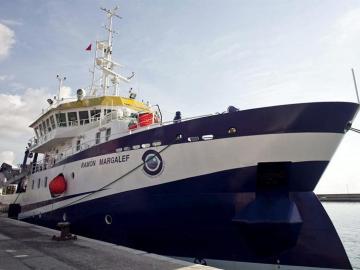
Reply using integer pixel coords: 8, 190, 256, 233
49, 173, 67, 197
138, 113, 153, 127
128, 120, 138, 130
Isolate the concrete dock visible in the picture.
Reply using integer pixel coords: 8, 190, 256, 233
0, 215, 218, 270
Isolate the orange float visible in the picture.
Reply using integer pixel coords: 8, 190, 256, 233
49, 173, 67, 197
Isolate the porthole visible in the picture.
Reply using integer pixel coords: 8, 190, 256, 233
228, 127, 237, 135
105, 214, 112, 225
62, 213, 67, 221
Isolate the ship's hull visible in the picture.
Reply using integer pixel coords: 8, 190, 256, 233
16, 102, 358, 269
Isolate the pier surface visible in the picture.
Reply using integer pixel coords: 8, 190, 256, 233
0, 215, 217, 270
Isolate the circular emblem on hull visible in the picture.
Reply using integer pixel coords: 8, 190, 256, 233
142, 150, 163, 176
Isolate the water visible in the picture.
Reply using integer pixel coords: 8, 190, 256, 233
323, 202, 360, 270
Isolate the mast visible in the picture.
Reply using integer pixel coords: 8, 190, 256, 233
90, 6, 133, 97
56, 75, 66, 100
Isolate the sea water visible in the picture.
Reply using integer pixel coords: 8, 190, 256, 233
323, 202, 360, 270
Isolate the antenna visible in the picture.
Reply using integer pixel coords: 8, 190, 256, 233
56, 74, 66, 100
351, 68, 360, 104
100, 6, 122, 47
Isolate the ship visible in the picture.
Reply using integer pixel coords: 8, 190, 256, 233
1, 7, 358, 270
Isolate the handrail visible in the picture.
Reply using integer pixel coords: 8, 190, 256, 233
29, 112, 214, 171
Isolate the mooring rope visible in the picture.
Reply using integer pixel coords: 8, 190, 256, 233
57, 135, 180, 210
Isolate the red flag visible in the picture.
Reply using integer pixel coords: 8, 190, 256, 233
85, 44, 92, 51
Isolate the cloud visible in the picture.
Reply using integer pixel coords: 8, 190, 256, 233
0, 88, 51, 139
0, 151, 16, 167
0, 23, 15, 59
0, 74, 14, 81
0, 19, 22, 27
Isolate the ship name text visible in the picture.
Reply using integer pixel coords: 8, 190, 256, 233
81, 154, 130, 168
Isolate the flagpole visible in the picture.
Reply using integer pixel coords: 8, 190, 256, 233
90, 42, 97, 95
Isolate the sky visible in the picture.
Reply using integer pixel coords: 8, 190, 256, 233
1, 0, 360, 193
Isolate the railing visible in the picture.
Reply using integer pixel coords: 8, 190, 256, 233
29, 110, 215, 171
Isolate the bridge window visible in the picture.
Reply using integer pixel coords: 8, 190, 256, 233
90, 110, 101, 121
34, 127, 39, 138
42, 122, 47, 134
50, 115, 56, 129
68, 112, 78, 126
57, 113, 67, 127
38, 124, 43, 136
46, 118, 51, 132
79, 111, 90, 125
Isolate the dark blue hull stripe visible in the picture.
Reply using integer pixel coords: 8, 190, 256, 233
54, 102, 358, 167
22, 161, 351, 269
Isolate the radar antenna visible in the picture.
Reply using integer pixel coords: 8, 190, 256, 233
90, 6, 134, 96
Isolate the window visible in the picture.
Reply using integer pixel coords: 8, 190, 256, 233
141, 143, 151, 148
202, 135, 214, 140
104, 109, 116, 116
90, 109, 101, 121
95, 132, 101, 144
42, 122, 47, 134
37, 178, 41, 189
57, 113, 67, 127
44, 177, 48, 187
152, 141, 162, 147
76, 140, 81, 151
79, 111, 90, 125
46, 118, 51, 132
188, 136, 200, 142
32, 180, 34, 189
68, 112, 78, 126
105, 128, 111, 141
34, 127, 39, 138
38, 124, 43, 136
50, 115, 56, 129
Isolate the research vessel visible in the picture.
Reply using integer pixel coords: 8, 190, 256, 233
2, 7, 358, 270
